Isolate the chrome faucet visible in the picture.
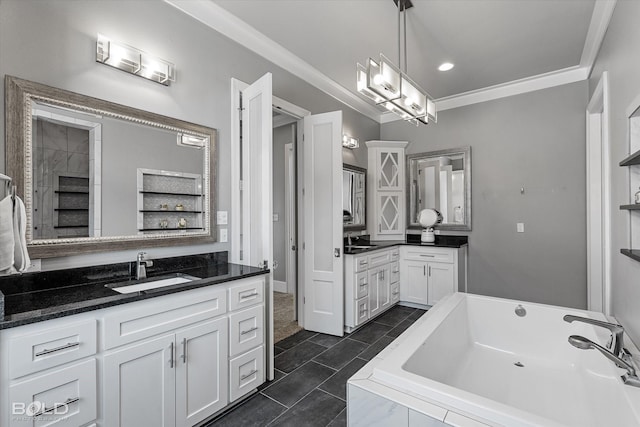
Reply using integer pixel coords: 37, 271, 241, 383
563, 314, 625, 357
136, 252, 153, 280
568, 335, 640, 387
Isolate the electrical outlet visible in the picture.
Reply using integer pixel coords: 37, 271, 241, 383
517, 223, 525, 233
220, 228, 228, 242
216, 211, 228, 225
27, 259, 41, 272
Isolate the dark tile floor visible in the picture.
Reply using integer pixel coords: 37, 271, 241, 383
207, 305, 427, 427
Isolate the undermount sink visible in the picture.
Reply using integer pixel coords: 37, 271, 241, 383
107, 273, 201, 294
346, 245, 377, 250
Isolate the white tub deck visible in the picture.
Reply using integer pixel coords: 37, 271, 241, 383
348, 293, 640, 426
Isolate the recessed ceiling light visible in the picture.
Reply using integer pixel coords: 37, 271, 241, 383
438, 62, 454, 71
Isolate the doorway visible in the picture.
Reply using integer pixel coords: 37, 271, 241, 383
272, 111, 302, 342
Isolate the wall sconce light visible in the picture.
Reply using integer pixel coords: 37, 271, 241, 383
96, 34, 176, 86
342, 134, 359, 149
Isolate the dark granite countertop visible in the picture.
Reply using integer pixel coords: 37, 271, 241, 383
0, 252, 267, 330
344, 234, 468, 255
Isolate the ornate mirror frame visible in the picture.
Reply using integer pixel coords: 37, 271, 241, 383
5, 75, 217, 258
406, 146, 471, 231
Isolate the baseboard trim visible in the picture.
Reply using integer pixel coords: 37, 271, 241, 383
273, 280, 287, 293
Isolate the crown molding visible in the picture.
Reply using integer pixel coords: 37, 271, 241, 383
167, 0, 613, 125
580, 0, 617, 75
164, 0, 383, 122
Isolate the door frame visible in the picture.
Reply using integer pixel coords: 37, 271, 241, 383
586, 71, 611, 315
230, 79, 310, 329
284, 141, 298, 318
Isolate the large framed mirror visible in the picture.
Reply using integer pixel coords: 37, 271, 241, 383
343, 164, 366, 231
5, 75, 217, 258
407, 147, 471, 231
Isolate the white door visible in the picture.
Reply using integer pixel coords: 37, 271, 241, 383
241, 73, 274, 378
427, 263, 455, 306
303, 111, 344, 336
401, 261, 428, 305
368, 267, 381, 317
103, 334, 176, 427
379, 264, 392, 311
175, 318, 228, 427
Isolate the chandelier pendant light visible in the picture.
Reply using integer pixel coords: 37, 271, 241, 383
356, 0, 436, 125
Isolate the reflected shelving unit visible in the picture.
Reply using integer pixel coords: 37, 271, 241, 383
137, 169, 204, 234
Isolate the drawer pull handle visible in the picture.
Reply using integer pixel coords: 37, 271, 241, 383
359, 282, 367, 287
420, 254, 435, 257
240, 369, 258, 381
35, 342, 80, 357
393, 269, 399, 273
34, 397, 79, 417
170, 342, 175, 368
241, 326, 259, 335
392, 291, 399, 295
241, 292, 259, 299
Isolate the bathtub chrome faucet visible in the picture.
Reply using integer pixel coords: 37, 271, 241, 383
568, 335, 640, 387
563, 314, 624, 357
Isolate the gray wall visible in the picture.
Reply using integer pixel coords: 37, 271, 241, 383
0, 0, 379, 270
381, 81, 588, 309
272, 123, 294, 284
590, 0, 640, 343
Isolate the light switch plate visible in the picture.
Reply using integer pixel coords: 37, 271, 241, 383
217, 211, 228, 225
220, 228, 228, 242
517, 223, 525, 233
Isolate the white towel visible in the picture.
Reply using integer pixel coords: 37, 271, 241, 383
13, 196, 30, 272
0, 195, 15, 273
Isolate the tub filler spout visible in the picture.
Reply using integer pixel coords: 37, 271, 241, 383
568, 335, 640, 387
563, 314, 625, 358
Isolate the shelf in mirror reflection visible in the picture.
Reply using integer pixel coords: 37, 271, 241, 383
139, 227, 203, 231
139, 191, 202, 197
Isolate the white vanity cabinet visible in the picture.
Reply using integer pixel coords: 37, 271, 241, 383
345, 247, 399, 332
366, 141, 409, 241
400, 246, 466, 307
0, 318, 99, 427
0, 274, 267, 427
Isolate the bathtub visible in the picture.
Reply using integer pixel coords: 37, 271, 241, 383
369, 293, 640, 426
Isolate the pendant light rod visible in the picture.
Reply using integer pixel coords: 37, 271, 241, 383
403, 0, 408, 73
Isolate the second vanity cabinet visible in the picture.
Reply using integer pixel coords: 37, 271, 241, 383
345, 247, 400, 332
400, 246, 466, 306
0, 274, 267, 427
345, 244, 466, 333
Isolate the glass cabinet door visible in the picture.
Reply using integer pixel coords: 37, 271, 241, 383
378, 194, 400, 234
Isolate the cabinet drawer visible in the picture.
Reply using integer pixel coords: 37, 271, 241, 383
229, 346, 264, 402
103, 286, 227, 350
391, 282, 400, 304
354, 255, 369, 273
355, 272, 368, 299
229, 305, 264, 357
390, 248, 400, 261
403, 248, 454, 264
368, 250, 391, 268
390, 261, 399, 284
229, 277, 265, 311
9, 359, 97, 427
9, 319, 97, 379
355, 297, 369, 327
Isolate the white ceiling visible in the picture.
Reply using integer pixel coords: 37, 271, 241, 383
169, 0, 613, 121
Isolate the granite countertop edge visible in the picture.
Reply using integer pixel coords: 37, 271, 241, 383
344, 238, 468, 255
0, 266, 269, 330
